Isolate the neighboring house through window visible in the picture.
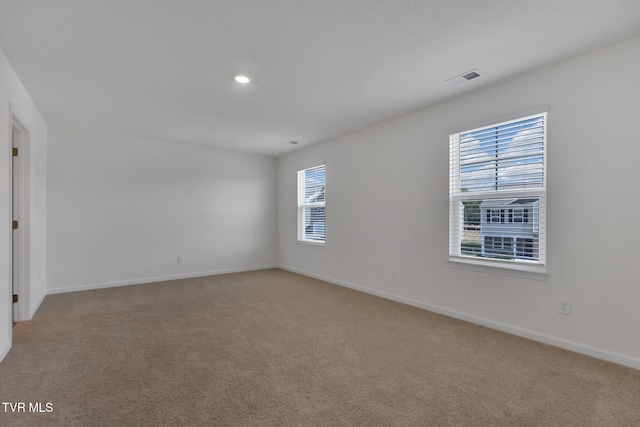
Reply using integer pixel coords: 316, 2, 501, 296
449, 113, 547, 272
297, 164, 326, 244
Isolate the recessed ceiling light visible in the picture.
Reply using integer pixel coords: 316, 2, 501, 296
235, 75, 250, 84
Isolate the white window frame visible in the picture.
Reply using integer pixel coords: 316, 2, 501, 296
297, 164, 326, 245
512, 208, 525, 223
449, 113, 547, 274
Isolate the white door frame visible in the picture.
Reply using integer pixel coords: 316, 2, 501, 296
10, 111, 30, 322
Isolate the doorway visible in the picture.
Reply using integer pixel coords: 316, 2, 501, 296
11, 116, 30, 323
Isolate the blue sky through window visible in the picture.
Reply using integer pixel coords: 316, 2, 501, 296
459, 116, 544, 193
304, 166, 325, 202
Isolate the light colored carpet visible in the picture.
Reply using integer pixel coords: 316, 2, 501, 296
0, 268, 638, 426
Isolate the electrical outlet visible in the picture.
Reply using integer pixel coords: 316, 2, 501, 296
558, 298, 571, 315
177, 256, 182, 264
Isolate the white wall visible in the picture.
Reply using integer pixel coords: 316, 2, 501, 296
47, 127, 277, 292
278, 36, 640, 368
0, 48, 47, 360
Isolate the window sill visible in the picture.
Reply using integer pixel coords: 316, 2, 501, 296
297, 240, 325, 247
448, 256, 547, 280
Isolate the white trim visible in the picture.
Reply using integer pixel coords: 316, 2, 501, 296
47, 265, 277, 295
5, 105, 12, 358
29, 291, 46, 319
9, 108, 31, 323
297, 164, 326, 244
455, 188, 544, 201
277, 265, 640, 370
296, 240, 325, 247
446, 105, 550, 136
448, 256, 547, 278
449, 111, 547, 270
0, 342, 10, 364
456, 111, 546, 136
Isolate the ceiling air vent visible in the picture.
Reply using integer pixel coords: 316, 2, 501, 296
446, 69, 482, 86
462, 71, 480, 80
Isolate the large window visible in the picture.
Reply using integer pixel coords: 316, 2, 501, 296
297, 164, 326, 244
449, 113, 546, 272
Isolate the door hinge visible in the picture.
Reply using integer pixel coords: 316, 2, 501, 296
13, 294, 18, 303
13, 220, 18, 230
12, 147, 18, 157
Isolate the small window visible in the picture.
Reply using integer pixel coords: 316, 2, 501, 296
512, 209, 524, 223
515, 238, 536, 259
484, 236, 514, 259
297, 165, 326, 244
449, 113, 547, 272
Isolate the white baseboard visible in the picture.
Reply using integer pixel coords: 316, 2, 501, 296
277, 265, 640, 370
0, 341, 10, 364
47, 265, 277, 295
30, 290, 47, 319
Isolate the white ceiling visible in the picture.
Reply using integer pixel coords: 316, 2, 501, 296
1, 1, 639, 156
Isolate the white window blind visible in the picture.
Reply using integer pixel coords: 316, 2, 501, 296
449, 113, 546, 271
297, 165, 326, 244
